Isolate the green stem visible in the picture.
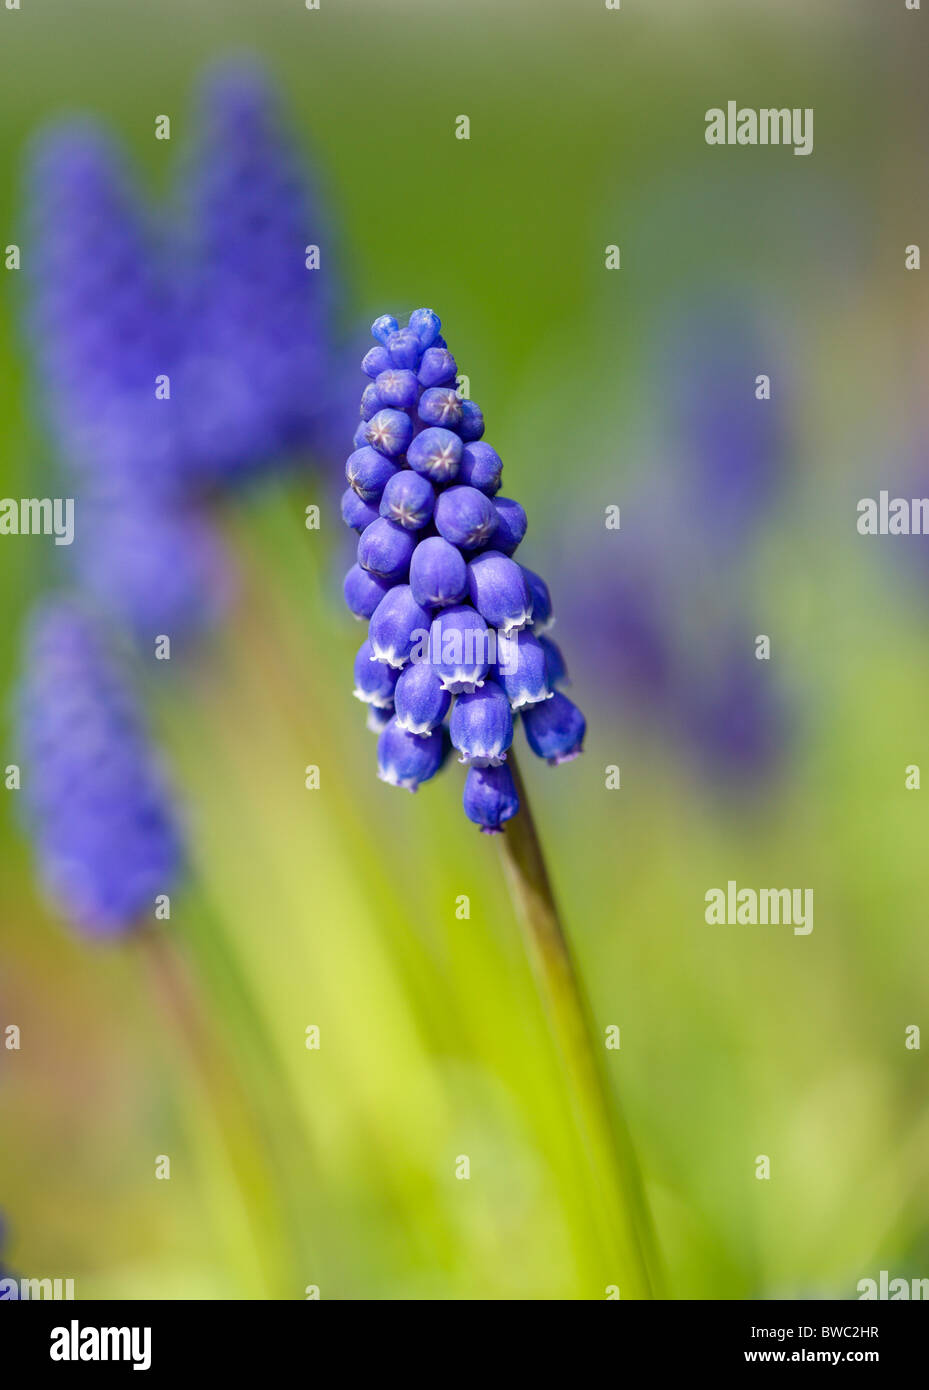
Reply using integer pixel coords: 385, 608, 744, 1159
498, 752, 662, 1298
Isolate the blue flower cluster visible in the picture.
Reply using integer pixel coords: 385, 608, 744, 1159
16, 602, 184, 937
26, 120, 230, 646
16, 60, 342, 935
343, 310, 585, 832
26, 122, 187, 506
25, 59, 342, 646
559, 296, 789, 789
176, 60, 347, 485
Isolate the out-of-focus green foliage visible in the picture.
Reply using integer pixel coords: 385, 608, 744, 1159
1, 0, 927, 1299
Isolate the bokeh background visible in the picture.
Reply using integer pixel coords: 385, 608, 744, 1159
1, 0, 928, 1299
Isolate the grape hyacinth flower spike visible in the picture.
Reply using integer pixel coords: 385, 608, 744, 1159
339, 312, 658, 1296
25, 121, 186, 503
341, 308, 587, 830
24, 120, 233, 646
176, 58, 347, 483
15, 602, 183, 937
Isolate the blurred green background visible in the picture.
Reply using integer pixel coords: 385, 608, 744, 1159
1, 0, 928, 1299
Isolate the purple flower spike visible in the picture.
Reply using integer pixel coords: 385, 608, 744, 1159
394, 661, 451, 735
379, 470, 435, 530
458, 441, 501, 495
368, 585, 432, 668
418, 386, 463, 430
365, 407, 413, 459
523, 692, 586, 765
463, 763, 520, 834
346, 445, 398, 501
430, 605, 491, 693
490, 496, 528, 556
343, 562, 393, 620
353, 638, 400, 708
177, 60, 346, 482
467, 551, 533, 635
358, 517, 416, 581
340, 309, 586, 825
496, 630, 552, 710
520, 565, 553, 633
450, 680, 513, 767
341, 487, 380, 534
407, 426, 462, 483
458, 400, 485, 442
418, 347, 457, 388
26, 122, 186, 503
377, 716, 446, 791
16, 602, 183, 936
410, 536, 468, 608
435, 485, 497, 550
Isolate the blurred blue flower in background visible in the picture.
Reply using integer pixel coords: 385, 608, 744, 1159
24, 57, 349, 648
175, 57, 348, 485
25, 121, 187, 504
23, 119, 230, 644
71, 502, 234, 649
681, 627, 788, 785
16, 57, 354, 933
559, 295, 791, 788
665, 299, 791, 784
666, 298, 786, 557
557, 516, 677, 712
15, 602, 184, 938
